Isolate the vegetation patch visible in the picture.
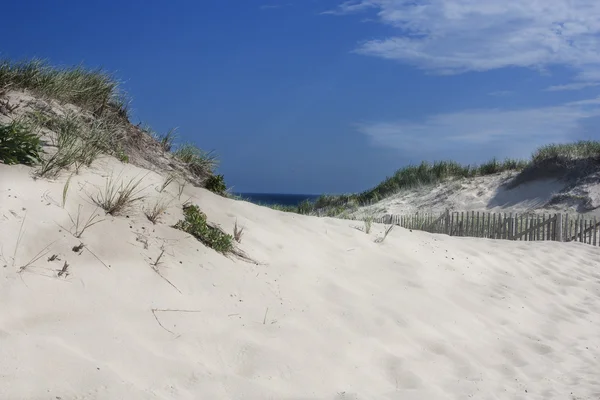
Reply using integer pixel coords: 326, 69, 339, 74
0, 120, 41, 165
145, 198, 170, 224
32, 111, 122, 177
2, 59, 229, 190
0, 59, 128, 117
509, 141, 600, 188
92, 174, 147, 215
532, 141, 600, 164
174, 143, 218, 180
205, 174, 227, 195
173, 204, 233, 254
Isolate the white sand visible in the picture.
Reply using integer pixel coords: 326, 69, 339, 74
1, 158, 600, 400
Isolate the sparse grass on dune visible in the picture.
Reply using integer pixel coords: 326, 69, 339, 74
1, 59, 229, 190
145, 198, 171, 224
357, 158, 528, 205
287, 158, 526, 216
174, 143, 218, 179
92, 174, 148, 216
33, 112, 122, 177
532, 141, 600, 163
0, 59, 128, 117
507, 140, 600, 188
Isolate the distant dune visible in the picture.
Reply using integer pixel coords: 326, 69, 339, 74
353, 168, 600, 219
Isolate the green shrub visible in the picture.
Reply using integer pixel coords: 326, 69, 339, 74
0, 120, 41, 165
174, 204, 233, 253
205, 174, 227, 195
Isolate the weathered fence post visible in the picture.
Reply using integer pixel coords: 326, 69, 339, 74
556, 214, 563, 242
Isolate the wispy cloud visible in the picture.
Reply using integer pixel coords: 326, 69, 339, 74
321, 1, 376, 15
327, 0, 600, 83
546, 82, 600, 91
488, 91, 514, 97
260, 3, 292, 10
356, 98, 600, 155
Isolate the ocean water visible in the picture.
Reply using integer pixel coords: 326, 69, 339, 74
235, 193, 320, 207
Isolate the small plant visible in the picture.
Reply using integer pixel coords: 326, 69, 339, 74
145, 198, 170, 224
158, 128, 177, 152
116, 148, 129, 163
375, 224, 395, 243
205, 174, 227, 195
158, 173, 177, 193
173, 204, 233, 253
177, 179, 187, 200
9, 214, 55, 273
233, 220, 244, 243
62, 174, 73, 208
0, 120, 42, 165
363, 215, 374, 234
68, 205, 105, 238
92, 173, 147, 215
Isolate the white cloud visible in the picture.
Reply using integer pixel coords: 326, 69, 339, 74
357, 98, 600, 154
546, 82, 600, 91
328, 0, 600, 81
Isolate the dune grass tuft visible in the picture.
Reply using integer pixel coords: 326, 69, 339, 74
68, 205, 105, 238
62, 174, 73, 208
233, 220, 244, 243
145, 198, 170, 224
174, 143, 218, 179
92, 174, 147, 215
0, 59, 127, 116
363, 215, 373, 234
158, 128, 177, 152
33, 111, 122, 177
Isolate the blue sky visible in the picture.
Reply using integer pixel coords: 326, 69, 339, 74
3, 0, 600, 194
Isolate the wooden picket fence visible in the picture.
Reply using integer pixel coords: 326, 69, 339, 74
373, 210, 600, 246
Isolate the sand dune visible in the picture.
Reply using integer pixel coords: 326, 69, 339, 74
355, 172, 600, 220
1, 159, 599, 400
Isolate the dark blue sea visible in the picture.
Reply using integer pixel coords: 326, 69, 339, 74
235, 193, 320, 207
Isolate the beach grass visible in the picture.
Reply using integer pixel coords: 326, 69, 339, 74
0, 59, 128, 117
174, 143, 218, 179
92, 174, 147, 215
532, 140, 600, 163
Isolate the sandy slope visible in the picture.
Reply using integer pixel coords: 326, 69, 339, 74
353, 172, 600, 220
1, 158, 600, 400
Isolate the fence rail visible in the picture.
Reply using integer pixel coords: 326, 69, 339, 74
373, 211, 600, 246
